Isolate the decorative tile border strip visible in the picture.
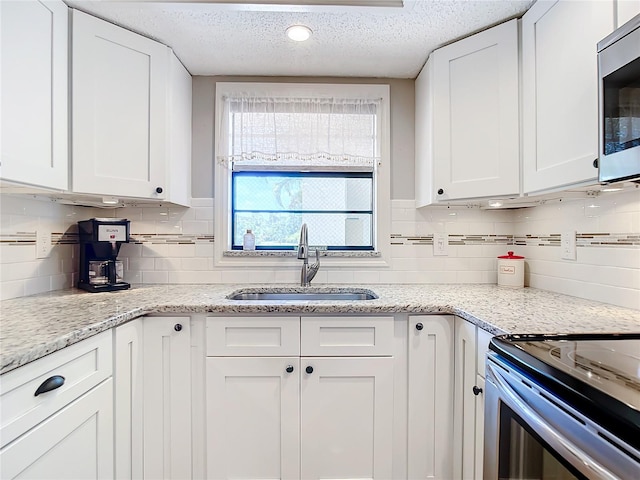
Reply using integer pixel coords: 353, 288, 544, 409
1, 232, 638, 247
223, 250, 381, 258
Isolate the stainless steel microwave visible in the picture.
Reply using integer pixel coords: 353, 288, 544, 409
597, 13, 640, 183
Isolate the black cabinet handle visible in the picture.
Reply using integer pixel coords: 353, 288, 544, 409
593, 159, 598, 169
437, 188, 444, 195
305, 366, 314, 374
415, 322, 424, 331
286, 365, 294, 373
174, 324, 182, 332
34, 375, 65, 396
472, 385, 483, 396
155, 187, 163, 194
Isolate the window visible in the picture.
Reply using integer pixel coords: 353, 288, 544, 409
214, 83, 390, 261
232, 171, 374, 250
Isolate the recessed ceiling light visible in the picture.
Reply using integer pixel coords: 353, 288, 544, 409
102, 197, 119, 205
286, 25, 312, 41
601, 186, 623, 192
488, 200, 503, 208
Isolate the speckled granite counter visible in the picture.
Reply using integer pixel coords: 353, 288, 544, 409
1, 284, 639, 374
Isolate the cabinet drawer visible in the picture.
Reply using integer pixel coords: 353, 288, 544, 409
0, 330, 112, 448
206, 316, 300, 356
477, 328, 493, 378
301, 316, 394, 356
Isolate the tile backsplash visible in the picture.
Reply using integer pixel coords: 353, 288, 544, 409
1, 189, 638, 310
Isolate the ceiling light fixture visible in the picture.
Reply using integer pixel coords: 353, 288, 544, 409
286, 25, 312, 41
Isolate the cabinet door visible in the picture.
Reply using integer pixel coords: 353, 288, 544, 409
206, 357, 300, 480
115, 320, 144, 480
300, 357, 393, 480
71, 9, 167, 199
407, 315, 454, 480
473, 375, 486, 480
453, 318, 477, 480
143, 317, 191, 480
0, 379, 113, 480
617, 0, 640, 27
0, 0, 68, 190
522, 0, 614, 193
432, 19, 519, 201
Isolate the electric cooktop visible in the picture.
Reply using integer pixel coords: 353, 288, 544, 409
489, 333, 640, 450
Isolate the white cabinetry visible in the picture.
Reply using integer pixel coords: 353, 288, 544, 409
452, 317, 492, 480
114, 319, 144, 480
0, 331, 113, 479
143, 316, 192, 480
0, 0, 68, 190
71, 9, 169, 200
206, 315, 394, 480
415, 19, 519, 205
522, 0, 615, 193
407, 315, 454, 480
617, 0, 640, 27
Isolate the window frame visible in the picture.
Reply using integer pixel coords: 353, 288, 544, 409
214, 82, 391, 268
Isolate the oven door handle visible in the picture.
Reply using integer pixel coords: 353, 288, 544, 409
487, 363, 620, 480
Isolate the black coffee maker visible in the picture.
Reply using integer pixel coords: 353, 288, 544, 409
78, 218, 131, 292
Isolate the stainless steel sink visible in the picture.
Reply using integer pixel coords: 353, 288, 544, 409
227, 289, 378, 301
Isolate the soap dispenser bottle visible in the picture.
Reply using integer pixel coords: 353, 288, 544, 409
243, 229, 255, 250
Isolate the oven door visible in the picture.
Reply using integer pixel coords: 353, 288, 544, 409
484, 355, 640, 480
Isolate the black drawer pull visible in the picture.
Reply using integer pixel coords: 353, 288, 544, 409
472, 385, 483, 396
34, 375, 65, 396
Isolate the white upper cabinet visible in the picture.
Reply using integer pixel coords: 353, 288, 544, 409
416, 19, 519, 206
71, 9, 168, 200
522, 0, 615, 194
166, 52, 192, 207
0, 0, 69, 190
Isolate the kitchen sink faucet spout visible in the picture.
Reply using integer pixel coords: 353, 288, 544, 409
297, 223, 320, 286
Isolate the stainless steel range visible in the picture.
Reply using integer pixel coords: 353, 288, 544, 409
484, 333, 640, 480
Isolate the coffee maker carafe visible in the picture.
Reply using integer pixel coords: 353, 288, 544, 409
78, 218, 130, 292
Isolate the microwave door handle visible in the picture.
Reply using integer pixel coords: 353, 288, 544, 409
487, 363, 620, 480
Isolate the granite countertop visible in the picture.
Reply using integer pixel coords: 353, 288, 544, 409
1, 284, 639, 375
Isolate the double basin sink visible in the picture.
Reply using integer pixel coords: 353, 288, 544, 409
227, 287, 378, 301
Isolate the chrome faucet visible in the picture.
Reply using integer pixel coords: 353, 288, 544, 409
297, 223, 320, 286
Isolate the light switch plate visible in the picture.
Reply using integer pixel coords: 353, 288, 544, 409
36, 229, 51, 259
433, 233, 449, 256
561, 231, 576, 260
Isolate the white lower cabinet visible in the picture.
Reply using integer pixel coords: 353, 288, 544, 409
143, 316, 192, 480
206, 356, 300, 479
114, 319, 144, 480
300, 356, 393, 480
205, 315, 394, 480
407, 315, 454, 480
452, 317, 493, 480
0, 331, 113, 480
0, 379, 114, 480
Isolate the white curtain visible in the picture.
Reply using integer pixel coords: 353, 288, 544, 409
217, 96, 381, 170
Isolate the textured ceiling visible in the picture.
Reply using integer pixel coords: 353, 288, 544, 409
64, 0, 534, 78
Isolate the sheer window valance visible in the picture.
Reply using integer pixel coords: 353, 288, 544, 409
216, 96, 381, 170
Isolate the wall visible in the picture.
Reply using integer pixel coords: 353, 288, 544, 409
1, 190, 638, 310
0, 195, 99, 300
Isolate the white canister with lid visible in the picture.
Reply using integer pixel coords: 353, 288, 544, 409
497, 251, 525, 288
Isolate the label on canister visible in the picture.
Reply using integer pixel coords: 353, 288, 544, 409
499, 265, 516, 275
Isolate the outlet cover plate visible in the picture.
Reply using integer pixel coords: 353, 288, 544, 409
561, 231, 576, 261
433, 233, 449, 256
36, 229, 51, 259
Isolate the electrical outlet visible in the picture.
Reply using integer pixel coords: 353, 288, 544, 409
561, 231, 576, 260
36, 229, 51, 259
433, 233, 449, 256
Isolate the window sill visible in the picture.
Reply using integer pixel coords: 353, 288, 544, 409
223, 250, 381, 258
